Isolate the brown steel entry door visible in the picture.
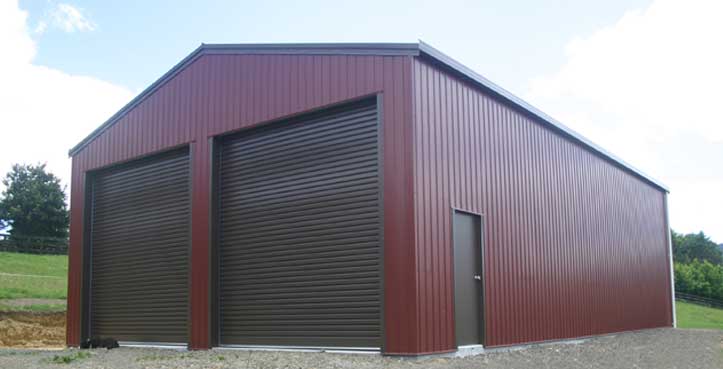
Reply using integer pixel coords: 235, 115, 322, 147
217, 100, 382, 348
453, 211, 484, 346
88, 149, 190, 344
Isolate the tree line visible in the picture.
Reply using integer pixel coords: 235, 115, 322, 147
672, 231, 723, 301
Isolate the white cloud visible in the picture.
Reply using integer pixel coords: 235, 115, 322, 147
0, 0, 132, 194
50, 3, 96, 32
526, 0, 723, 241
33, 21, 47, 35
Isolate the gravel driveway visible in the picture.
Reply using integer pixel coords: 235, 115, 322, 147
0, 328, 720, 369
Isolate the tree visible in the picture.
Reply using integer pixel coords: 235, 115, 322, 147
674, 260, 723, 300
671, 230, 722, 265
0, 164, 68, 239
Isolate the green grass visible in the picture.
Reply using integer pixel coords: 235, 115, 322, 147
48, 351, 91, 364
0, 274, 67, 299
0, 251, 67, 300
0, 251, 68, 277
0, 302, 66, 312
676, 300, 723, 330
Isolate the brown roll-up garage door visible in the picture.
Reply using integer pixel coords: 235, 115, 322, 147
89, 148, 190, 343
218, 100, 382, 348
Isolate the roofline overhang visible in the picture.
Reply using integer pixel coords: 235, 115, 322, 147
416, 41, 669, 192
67, 43, 420, 157
68, 41, 668, 192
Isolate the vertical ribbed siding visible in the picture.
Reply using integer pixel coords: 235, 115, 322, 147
67, 54, 416, 352
411, 58, 671, 350
66, 159, 84, 346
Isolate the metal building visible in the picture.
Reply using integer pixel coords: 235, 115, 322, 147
66, 42, 674, 355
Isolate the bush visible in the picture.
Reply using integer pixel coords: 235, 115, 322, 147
672, 230, 722, 265
674, 260, 723, 301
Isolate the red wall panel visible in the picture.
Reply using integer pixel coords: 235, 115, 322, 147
411, 58, 672, 350
67, 53, 417, 352
68, 50, 672, 354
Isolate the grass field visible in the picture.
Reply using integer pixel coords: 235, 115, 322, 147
0, 251, 67, 300
0, 302, 66, 312
0, 252, 68, 277
676, 300, 723, 330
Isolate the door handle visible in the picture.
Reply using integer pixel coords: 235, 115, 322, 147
474, 275, 481, 281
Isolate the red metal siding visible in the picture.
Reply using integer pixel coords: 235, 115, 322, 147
66, 157, 83, 347
411, 58, 672, 350
67, 54, 417, 353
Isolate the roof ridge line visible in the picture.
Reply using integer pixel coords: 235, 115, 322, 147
67, 42, 420, 156
67, 41, 667, 192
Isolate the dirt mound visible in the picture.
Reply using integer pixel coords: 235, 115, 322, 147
0, 311, 65, 348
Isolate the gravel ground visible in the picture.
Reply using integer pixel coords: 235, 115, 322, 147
0, 328, 720, 369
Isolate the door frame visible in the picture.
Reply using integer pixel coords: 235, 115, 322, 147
80, 146, 192, 346
450, 207, 486, 348
210, 95, 384, 350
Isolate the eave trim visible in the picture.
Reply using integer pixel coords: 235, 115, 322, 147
417, 41, 668, 192
67, 41, 668, 193
67, 43, 419, 156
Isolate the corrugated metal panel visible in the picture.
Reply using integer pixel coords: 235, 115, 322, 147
411, 58, 671, 350
65, 44, 673, 354
415, 42, 667, 192
67, 44, 421, 156
217, 101, 381, 347
66, 159, 84, 346
89, 148, 190, 343
67, 54, 416, 352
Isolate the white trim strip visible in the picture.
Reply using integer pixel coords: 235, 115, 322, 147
118, 341, 187, 350
216, 345, 380, 354
665, 194, 677, 327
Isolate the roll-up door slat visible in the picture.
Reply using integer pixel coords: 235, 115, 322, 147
90, 148, 189, 343
218, 100, 381, 348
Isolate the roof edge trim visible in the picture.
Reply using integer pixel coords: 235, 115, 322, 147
68, 43, 419, 156
417, 41, 669, 192
67, 41, 667, 192
68, 44, 205, 156
201, 42, 420, 56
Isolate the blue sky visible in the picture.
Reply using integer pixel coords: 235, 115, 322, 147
2, 0, 722, 241
22, 0, 650, 94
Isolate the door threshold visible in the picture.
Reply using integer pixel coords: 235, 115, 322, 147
216, 345, 380, 354
118, 341, 187, 350
453, 344, 485, 357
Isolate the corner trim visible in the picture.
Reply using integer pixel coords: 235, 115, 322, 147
664, 194, 676, 327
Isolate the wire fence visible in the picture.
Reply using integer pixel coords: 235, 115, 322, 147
0, 233, 68, 255
675, 291, 723, 309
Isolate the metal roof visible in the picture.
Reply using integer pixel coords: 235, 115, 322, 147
68, 41, 668, 192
